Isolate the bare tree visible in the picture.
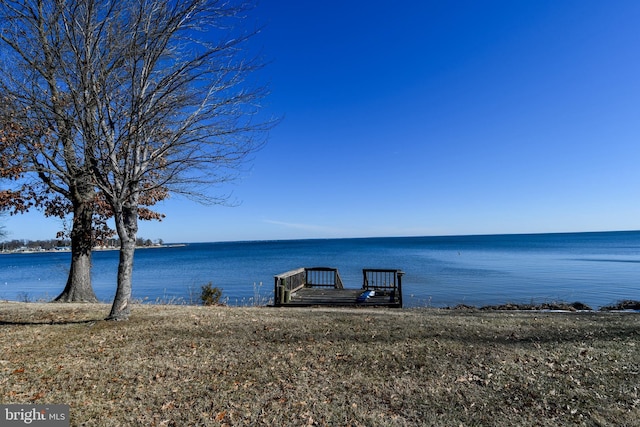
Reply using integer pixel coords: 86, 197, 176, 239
0, 20, 100, 303
0, 0, 169, 303
1, 0, 270, 319
86, 0, 272, 320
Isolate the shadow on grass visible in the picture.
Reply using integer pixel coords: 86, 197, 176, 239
0, 318, 104, 326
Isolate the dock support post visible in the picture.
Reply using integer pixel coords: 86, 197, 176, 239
279, 279, 286, 305
397, 271, 404, 308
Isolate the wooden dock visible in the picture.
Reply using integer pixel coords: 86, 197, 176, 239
274, 267, 403, 308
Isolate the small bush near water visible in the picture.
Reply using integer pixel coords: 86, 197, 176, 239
1, 303, 638, 426
200, 283, 223, 306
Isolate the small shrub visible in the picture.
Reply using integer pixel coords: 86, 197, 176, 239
16, 291, 31, 303
200, 283, 223, 306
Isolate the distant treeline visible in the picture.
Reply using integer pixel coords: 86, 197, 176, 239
1, 237, 162, 251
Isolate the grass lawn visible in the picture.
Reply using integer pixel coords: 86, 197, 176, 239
1, 302, 639, 426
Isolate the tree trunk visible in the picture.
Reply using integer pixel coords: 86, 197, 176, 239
53, 195, 98, 303
107, 202, 138, 321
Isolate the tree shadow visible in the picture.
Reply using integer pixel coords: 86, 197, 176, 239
0, 318, 105, 326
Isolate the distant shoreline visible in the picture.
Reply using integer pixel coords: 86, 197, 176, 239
0, 243, 186, 255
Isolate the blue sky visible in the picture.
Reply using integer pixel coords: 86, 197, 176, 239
3, 0, 640, 243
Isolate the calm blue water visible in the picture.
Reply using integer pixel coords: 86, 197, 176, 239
1, 231, 639, 309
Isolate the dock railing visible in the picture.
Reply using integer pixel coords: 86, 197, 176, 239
363, 269, 404, 308
274, 267, 344, 306
274, 268, 305, 305
305, 267, 344, 289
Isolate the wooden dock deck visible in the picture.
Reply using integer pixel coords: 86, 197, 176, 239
285, 288, 401, 307
274, 267, 403, 308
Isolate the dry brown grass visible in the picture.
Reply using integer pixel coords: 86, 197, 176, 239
1, 302, 639, 426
